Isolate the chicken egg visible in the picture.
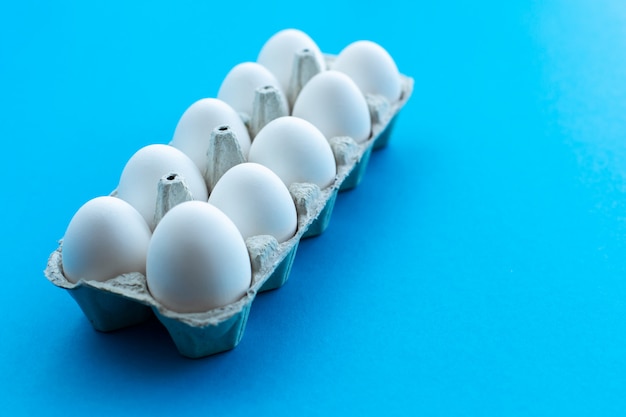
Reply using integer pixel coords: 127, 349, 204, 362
248, 116, 336, 189
116, 144, 208, 230
146, 201, 251, 313
292, 70, 371, 143
208, 163, 297, 243
257, 28, 325, 95
170, 98, 251, 173
62, 196, 152, 283
332, 40, 402, 102
217, 62, 286, 118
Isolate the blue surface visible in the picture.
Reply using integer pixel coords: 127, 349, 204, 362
2, 0, 626, 415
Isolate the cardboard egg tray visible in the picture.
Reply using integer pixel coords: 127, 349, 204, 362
44, 57, 413, 359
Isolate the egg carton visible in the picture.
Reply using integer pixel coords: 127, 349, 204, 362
44, 57, 413, 359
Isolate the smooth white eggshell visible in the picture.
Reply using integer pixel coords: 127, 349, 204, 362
217, 62, 286, 118
116, 144, 208, 230
62, 196, 152, 283
146, 201, 251, 313
257, 28, 326, 95
248, 116, 336, 188
170, 98, 251, 173
332, 40, 402, 102
208, 163, 297, 243
292, 70, 371, 143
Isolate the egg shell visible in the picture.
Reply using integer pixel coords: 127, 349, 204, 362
44, 52, 415, 358
209, 163, 297, 243
292, 70, 372, 143
116, 144, 208, 230
61, 196, 152, 283
332, 40, 402, 103
146, 201, 252, 314
248, 116, 337, 189
217, 62, 286, 118
170, 98, 251, 173
257, 29, 325, 96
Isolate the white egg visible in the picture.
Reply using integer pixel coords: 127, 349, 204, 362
62, 196, 152, 283
292, 70, 371, 143
208, 163, 297, 243
257, 28, 325, 95
116, 144, 208, 230
217, 62, 286, 118
248, 116, 336, 188
170, 98, 251, 173
146, 201, 251, 313
332, 40, 402, 102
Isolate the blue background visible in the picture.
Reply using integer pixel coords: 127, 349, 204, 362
2, 0, 626, 415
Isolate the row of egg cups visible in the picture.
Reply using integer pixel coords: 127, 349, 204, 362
44, 75, 413, 361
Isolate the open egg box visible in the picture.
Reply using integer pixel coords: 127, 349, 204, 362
44, 52, 414, 359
